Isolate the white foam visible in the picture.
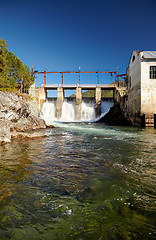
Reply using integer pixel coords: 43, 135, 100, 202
41, 99, 113, 125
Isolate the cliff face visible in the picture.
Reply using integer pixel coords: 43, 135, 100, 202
0, 91, 47, 144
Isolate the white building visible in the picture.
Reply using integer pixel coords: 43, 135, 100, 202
127, 50, 156, 127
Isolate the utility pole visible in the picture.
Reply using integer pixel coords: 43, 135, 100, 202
78, 67, 80, 85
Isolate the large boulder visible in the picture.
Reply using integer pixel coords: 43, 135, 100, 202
0, 91, 32, 120
0, 91, 48, 144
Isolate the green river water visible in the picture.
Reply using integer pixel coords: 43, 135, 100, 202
0, 123, 156, 239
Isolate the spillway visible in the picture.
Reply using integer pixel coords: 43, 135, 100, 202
41, 98, 113, 125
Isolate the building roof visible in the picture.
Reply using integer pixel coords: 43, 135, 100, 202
128, 50, 156, 66
142, 51, 156, 59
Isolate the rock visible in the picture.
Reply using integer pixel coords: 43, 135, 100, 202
0, 120, 11, 144
0, 91, 52, 144
12, 116, 46, 132
99, 103, 129, 126
47, 125, 55, 128
11, 131, 49, 139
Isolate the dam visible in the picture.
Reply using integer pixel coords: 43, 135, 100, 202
39, 83, 116, 122
29, 69, 121, 123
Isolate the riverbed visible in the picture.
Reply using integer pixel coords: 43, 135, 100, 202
0, 123, 156, 239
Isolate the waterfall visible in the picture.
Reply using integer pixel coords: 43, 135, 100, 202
41, 100, 57, 125
61, 100, 76, 122
81, 101, 95, 121
41, 98, 113, 125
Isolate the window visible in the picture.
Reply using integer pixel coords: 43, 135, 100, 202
150, 66, 156, 79
129, 77, 131, 88
132, 55, 135, 62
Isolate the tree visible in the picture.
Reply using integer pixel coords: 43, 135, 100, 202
0, 38, 8, 72
0, 38, 34, 92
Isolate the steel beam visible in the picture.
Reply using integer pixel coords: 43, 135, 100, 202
44, 70, 46, 85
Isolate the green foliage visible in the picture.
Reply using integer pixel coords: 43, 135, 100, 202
0, 38, 34, 92
82, 90, 113, 98
70, 90, 113, 98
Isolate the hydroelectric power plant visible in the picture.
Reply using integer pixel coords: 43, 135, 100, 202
30, 56, 156, 128
29, 69, 124, 125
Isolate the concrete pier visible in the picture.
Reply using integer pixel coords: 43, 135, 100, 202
38, 87, 46, 111
95, 87, 101, 118
76, 87, 82, 120
56, 87, 64, 119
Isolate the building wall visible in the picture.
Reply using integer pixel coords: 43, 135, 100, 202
127, 51, 141, 125
141, 60, 156, 114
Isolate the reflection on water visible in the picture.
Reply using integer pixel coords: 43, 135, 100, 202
0, 124, 156, 239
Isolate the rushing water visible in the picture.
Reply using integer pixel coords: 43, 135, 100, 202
41, 99, 113, 124
0, 123, 156, 240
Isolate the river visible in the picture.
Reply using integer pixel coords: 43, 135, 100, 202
0, 123, 156, 239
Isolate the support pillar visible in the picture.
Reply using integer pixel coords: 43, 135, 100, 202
76, 87, 82, 121
56, 87, 64, 119
95, 87, 101, 118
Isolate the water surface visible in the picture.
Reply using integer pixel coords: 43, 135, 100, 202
0, 123, 156, 239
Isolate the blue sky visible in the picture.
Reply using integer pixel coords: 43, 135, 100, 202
1, 0, 156, 91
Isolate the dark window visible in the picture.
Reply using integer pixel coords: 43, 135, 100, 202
129, 77, 131, 88
132, 55, 135, 62
150, 66, 156, 79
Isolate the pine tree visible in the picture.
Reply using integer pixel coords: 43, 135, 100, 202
0, 38, 34, 92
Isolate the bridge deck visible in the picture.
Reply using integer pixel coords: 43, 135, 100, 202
42, 84, 116, 90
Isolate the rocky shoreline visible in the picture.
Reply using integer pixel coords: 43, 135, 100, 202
0, 91, 50, 144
